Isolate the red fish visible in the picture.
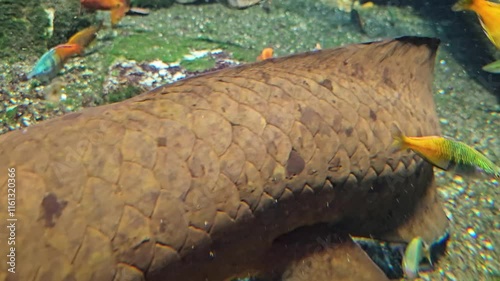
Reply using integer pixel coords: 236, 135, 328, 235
80, 0, 149, 26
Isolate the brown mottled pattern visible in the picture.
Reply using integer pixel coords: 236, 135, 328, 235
0, 37, 446, 281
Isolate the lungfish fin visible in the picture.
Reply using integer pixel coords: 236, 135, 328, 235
260, 226, 390, 281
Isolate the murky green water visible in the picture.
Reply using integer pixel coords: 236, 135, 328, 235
0, 0, 498, 280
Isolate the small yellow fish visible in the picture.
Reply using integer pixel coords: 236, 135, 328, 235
452, 0, 500, 49
391, 124, 500, 178
403, 237, 431, 280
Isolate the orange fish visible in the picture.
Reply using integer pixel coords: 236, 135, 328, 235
257, 47, 273, 61
452, 0, 500, 48
55, 44, 85, 60
80, 0, 130, 26
67, 23, 102, 49
80, 0, 150, 26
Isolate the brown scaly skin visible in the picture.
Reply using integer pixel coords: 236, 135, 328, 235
0, 36, 448, 281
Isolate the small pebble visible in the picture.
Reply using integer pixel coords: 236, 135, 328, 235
184, 50, 209, 60
172, 72, 186, 81
481, 239, 494, 251
149, 60, 169, 70
445, 271, 458, 281
158, 69, 168, 77
452, 175, 464, 184
120, 61, 136, 68
439, 118, 449, 124
140, 77, 156, 88
471, 208, 481, 217
467, 227, 477, 238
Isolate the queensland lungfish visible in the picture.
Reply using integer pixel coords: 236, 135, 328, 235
0, 36, 448, 281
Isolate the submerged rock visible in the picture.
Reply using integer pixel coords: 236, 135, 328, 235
217, 0, 262, 8
0, 0, 50, 59
175, 0, 199, 3
173, 0, 262, 8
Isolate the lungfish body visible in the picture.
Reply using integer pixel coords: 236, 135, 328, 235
0, 37, 448, 281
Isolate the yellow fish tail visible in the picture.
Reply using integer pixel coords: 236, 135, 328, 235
390, 124, 409, 152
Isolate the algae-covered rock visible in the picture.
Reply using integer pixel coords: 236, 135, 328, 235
217, 0, 262, 8
0, 0, 50, 59
42, 0, 97, 48
175, 0, 199, 3
0, 0, 97, 60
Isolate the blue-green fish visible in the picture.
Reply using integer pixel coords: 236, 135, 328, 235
403, 237, 431, 280
482, 60, 500, 73
27, 44, 83, 82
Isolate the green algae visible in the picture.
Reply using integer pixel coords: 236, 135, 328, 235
4, 106, 18, 124
0, 0, 100, 62
106, 86, 143, 103
0, 105, 19, 129
43, 0, 97, 48
0, 0, 50, 60
181, 56, 216, 71
104, 34, 218, 64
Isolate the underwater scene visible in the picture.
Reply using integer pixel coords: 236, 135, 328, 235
0, 0, 499, 280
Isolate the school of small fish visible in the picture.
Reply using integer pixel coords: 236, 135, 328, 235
452, 0, 500, 73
